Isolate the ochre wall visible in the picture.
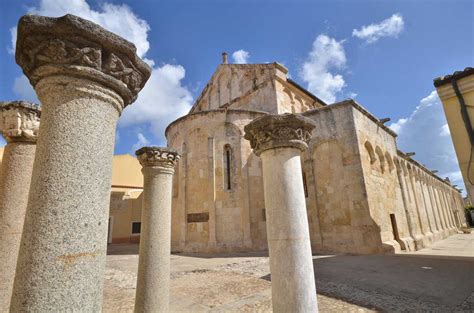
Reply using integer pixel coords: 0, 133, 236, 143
436, 74, 474, 203
108, 154, 143, 244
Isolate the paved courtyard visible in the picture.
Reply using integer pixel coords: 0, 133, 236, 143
103, 233, 474, 312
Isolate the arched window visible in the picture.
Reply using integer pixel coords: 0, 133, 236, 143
223, 144, 232, 190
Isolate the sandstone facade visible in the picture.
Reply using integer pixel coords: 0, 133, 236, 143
166, 61, 466, 254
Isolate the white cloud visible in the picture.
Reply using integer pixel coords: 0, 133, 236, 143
8, 27, 16, 54
232, 49, 250, 64
131, 133, 150, 153
353, 13, 404, 43
119, 64, 193, 144
9, 0, 193, 148
440, 124, 450, 137
389, 91, 466, 193
299, 34, 346, 103
13, 75, 39, 103
10, 0, 150, 57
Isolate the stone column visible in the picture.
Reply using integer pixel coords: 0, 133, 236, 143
244, 113, 318, 313
0, 101, 40, 311
11, 14, 150, 312
134, 147, 180, 313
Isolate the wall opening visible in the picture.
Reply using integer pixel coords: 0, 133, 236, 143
224, 144, 232, 190
389, 214, 405, 250
302, 171, 308, 198
131, 221, 141, 235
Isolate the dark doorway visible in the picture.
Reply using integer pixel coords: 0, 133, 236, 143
390, 214, 405, 250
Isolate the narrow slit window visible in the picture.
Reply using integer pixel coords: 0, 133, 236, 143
224, 145, 232, 190
302, 171, 308, 198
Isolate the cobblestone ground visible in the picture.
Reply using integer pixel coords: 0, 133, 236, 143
103, 233, 474, 312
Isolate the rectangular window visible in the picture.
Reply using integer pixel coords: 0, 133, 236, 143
131, 222, 141, 234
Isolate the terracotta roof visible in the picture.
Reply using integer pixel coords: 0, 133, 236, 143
433, 67, 474, 87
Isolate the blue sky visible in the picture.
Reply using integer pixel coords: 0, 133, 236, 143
0, 0, 472, 192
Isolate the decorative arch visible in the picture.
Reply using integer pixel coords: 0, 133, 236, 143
385, 152, 394, 172
364, 141, 376, 164
375, 146, 386, 173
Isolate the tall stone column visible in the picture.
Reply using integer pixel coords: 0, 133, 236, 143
244, 113, 318, 313
0, 102, 40, 311
134, 147, 180, 313
11, 14, 150, 311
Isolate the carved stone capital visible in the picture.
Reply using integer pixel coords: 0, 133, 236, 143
15, 14, 151, 107
0, 101, 40, 143
244, 113, 316, 156
136, 147, 180, 169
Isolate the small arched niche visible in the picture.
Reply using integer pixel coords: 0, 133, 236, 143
364, 141, 376, 164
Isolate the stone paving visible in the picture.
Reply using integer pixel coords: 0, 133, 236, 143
103, 233, 474, 312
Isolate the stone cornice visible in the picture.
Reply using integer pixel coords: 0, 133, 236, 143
303, 99, 398, 138
0, 101, 40, 143
244, 113, 315, 156
396, 149, 460, 193
136, 147, 180, 169
15, 14, 151, 107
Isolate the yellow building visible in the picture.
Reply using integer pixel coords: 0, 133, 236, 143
108, 154, 143, 243
0, 147, 144, 244
434, 67, 474, 203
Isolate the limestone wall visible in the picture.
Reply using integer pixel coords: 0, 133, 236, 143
352, 105, 414, 252
191, 64, 282, 114
190, 63, 325, 115
303, 103, 381, 254
164, 62, 466, 255
166, 109, 268, 252
352, 100, 465, 251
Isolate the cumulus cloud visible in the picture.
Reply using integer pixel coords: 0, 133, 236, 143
299, 34, 346, 103
10, 0, 150, 57
131, 133, 150, 153
389, 91, 465, 192
13, 75, 39, 103
353, 13, 404, 43
9, 0, 193, 147
119, 64, 193, 142
232, 49, 250, 64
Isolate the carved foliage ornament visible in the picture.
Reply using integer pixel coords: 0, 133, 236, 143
244, 113, 316, 156
0, 101, 41, 143
136, 147, 181, 169
15, 14, 151, 106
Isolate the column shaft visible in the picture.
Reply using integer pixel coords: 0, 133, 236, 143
261, 147, 317, 312
244, 113, 318, 312
11, 78, 121, 311
0, 142, 36, 310
135, 168, 173, 312
11, 14, 150, 311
